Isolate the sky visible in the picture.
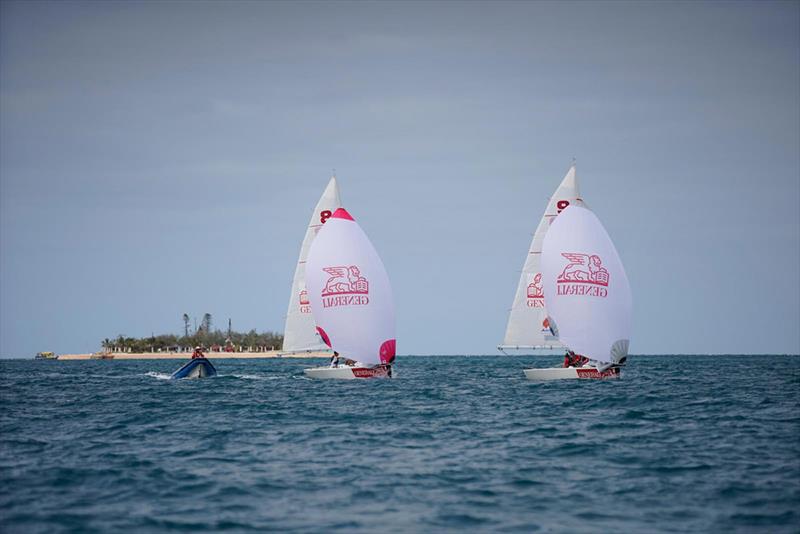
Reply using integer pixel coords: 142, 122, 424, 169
1, 1, 798, 357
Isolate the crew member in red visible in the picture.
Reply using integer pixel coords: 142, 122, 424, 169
191, 346, 205, 359
565, 350, 589, 367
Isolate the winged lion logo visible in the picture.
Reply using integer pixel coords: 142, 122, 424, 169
321, 265, 369, 297
557, 253, 609, 287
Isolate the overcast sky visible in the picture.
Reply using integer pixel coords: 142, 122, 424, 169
1, 1, 798, 357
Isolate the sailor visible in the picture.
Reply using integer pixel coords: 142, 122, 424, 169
330, 351, 340, 368
564, 350, 576, 368
191, 346, 205, 359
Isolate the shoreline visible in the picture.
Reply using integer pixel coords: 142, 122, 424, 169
57, 351, 330, 360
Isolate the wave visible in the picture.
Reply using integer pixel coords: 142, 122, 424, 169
144, 371, 172, 380
225, 374, 281, 381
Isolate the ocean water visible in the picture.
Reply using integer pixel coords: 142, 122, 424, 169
1, 355, 798, 533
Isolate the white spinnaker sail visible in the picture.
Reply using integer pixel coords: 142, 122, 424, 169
305, 208, 396, 366
500, 164, 584, 349
541, 205, 632, 364
282, 177, 342, 353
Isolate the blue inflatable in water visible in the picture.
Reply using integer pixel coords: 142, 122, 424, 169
170, 357, 217, 379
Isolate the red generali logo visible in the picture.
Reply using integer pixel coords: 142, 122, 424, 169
526, 273, 545, 307
298, 290, 311, 314
557, 253, 609, 298
321, 265, 370, 308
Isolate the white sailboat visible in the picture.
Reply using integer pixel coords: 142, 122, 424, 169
281, 176, 342, 355
499, 164, 584, 353
524, 204, 632, 380
303, 208, 396, 379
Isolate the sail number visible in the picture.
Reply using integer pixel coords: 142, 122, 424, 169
320, 210, 332, 224
556, 200, 570, 213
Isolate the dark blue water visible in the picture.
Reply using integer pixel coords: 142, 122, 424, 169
1, 355, 798, 532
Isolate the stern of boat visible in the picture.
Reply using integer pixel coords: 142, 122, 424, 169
304, 364, 392, 380
524, 365, 620, 381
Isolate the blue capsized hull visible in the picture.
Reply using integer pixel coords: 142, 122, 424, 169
170, 358, 217, 379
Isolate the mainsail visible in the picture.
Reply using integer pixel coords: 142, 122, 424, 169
499, 164, 584, 351
305, 208, 396, 366
282, 176, 341, 353
540, 205, 632, 364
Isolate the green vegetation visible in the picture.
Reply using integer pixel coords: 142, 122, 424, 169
101, 313, 283, 353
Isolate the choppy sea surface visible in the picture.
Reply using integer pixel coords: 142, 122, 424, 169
1, 355, 798, 533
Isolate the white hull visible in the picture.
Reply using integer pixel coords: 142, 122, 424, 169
304, 364, 392, 380
523, 366, 620, 381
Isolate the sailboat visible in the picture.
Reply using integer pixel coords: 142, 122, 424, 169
524, 204, 632, 380
281, 176, 342, 355
303, 208, 396, 379
498, 163, 584, 353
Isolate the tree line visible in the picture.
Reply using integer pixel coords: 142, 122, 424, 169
101, 314, 283, 353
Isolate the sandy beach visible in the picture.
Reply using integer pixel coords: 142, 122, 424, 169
57, 351, 329, 360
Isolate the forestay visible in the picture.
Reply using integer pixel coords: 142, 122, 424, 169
541, 205, 632, 364
500, 164, 584, 350
305, 208, 396, 366
282, 176, 342, 353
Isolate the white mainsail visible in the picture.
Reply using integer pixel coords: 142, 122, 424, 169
305, 208, 396, 366
499, 164, 584, 351
541, 205, 632, 364
282, 176, 342, 353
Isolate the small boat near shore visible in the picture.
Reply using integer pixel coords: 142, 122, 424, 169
170, 357, 217, 379
303, 206, 396, 379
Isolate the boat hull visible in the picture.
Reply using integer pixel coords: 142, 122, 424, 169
304, 364, 392, 379
524, 366, 620, 381
170, 358, 217, 379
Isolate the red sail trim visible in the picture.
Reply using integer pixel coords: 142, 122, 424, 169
316, 326, 331, 347
332, 208, 354, 221
379, 339, 396, 363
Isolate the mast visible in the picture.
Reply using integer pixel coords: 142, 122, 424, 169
498, 162, 583, 353
282, 175, 342, 353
